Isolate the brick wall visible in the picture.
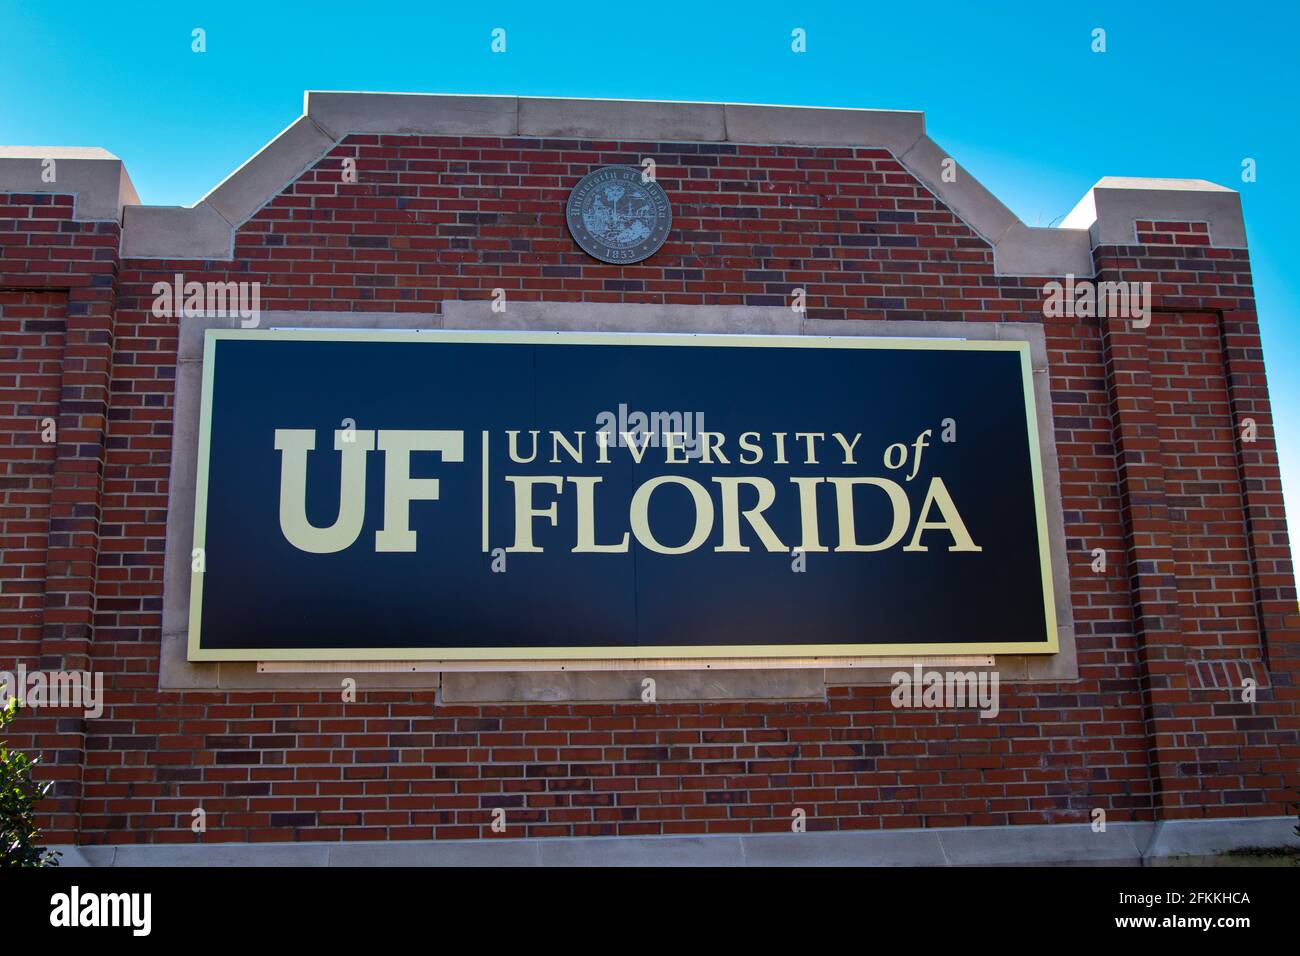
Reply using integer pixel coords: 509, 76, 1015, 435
1, 192, 119, 841
1, 136, 1296, 844
0, 289, 66, 660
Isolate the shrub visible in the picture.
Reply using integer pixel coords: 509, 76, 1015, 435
0, 695, 60, 867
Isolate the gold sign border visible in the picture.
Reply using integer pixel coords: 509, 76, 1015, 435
187, 329, 1059, 661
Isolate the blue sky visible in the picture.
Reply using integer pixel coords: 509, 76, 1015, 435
5, 1, 1300, 555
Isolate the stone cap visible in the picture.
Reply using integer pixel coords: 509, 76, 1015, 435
0, 94, 1248, 271
1062, 176, 1246, 248
0, 145, 139, 221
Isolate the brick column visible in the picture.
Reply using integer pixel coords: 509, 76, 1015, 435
1094, 217, 1298, 818
37, 285, 115, 672
1219, 308, 1300, 668
1099, 306, 1194, 816
1, 189, 121, 841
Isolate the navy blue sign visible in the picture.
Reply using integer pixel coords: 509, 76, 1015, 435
187, 330, 1057, 660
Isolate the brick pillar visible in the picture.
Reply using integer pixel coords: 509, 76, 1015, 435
1219, 309, 1300, 668
1100, 308, 1194, 817
38, 286, 114, 671
33, 279, 115, 840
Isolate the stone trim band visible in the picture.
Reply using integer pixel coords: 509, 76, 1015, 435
0, 94, 1246, 275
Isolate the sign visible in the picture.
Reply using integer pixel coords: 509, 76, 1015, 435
565, 166, 671, 263
187, 330, 1058, 661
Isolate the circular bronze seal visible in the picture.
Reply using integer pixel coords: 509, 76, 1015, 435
565, 165, 671, 264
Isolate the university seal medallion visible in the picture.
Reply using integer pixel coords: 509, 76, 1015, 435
565, 165, 671, 264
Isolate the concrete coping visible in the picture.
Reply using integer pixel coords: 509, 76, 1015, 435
0, 145, 139, 222
0, 94, 1246, 270
49, 816, 1298, 867
1062, 176, 1246, 249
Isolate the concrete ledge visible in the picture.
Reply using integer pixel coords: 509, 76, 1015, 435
46, 844, 93, 867
1145, 817, 1298, 867
939, 821, 1152, 867
741, 829, 949, 867
100, 92, 1249, 273
0, 146, 139, 221
202, 116, 337, 228
308, 91, 518, 138
442, 299, 801, 334
175, 309, 444, 362
440, 669, 826, 703
121, 202, 234, 260
1062, 176, 1246, 248
75, 842, 332, 867
996, 223, 1095, 277
48, 817, 1292, 867
520, 97, 727, 143
899, 135, 1019, 246
723, 102, 924, 155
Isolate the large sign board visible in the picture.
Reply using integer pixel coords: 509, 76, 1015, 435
187, 330, 1058, 661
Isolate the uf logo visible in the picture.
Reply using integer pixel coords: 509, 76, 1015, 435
274, 428, 464, 553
